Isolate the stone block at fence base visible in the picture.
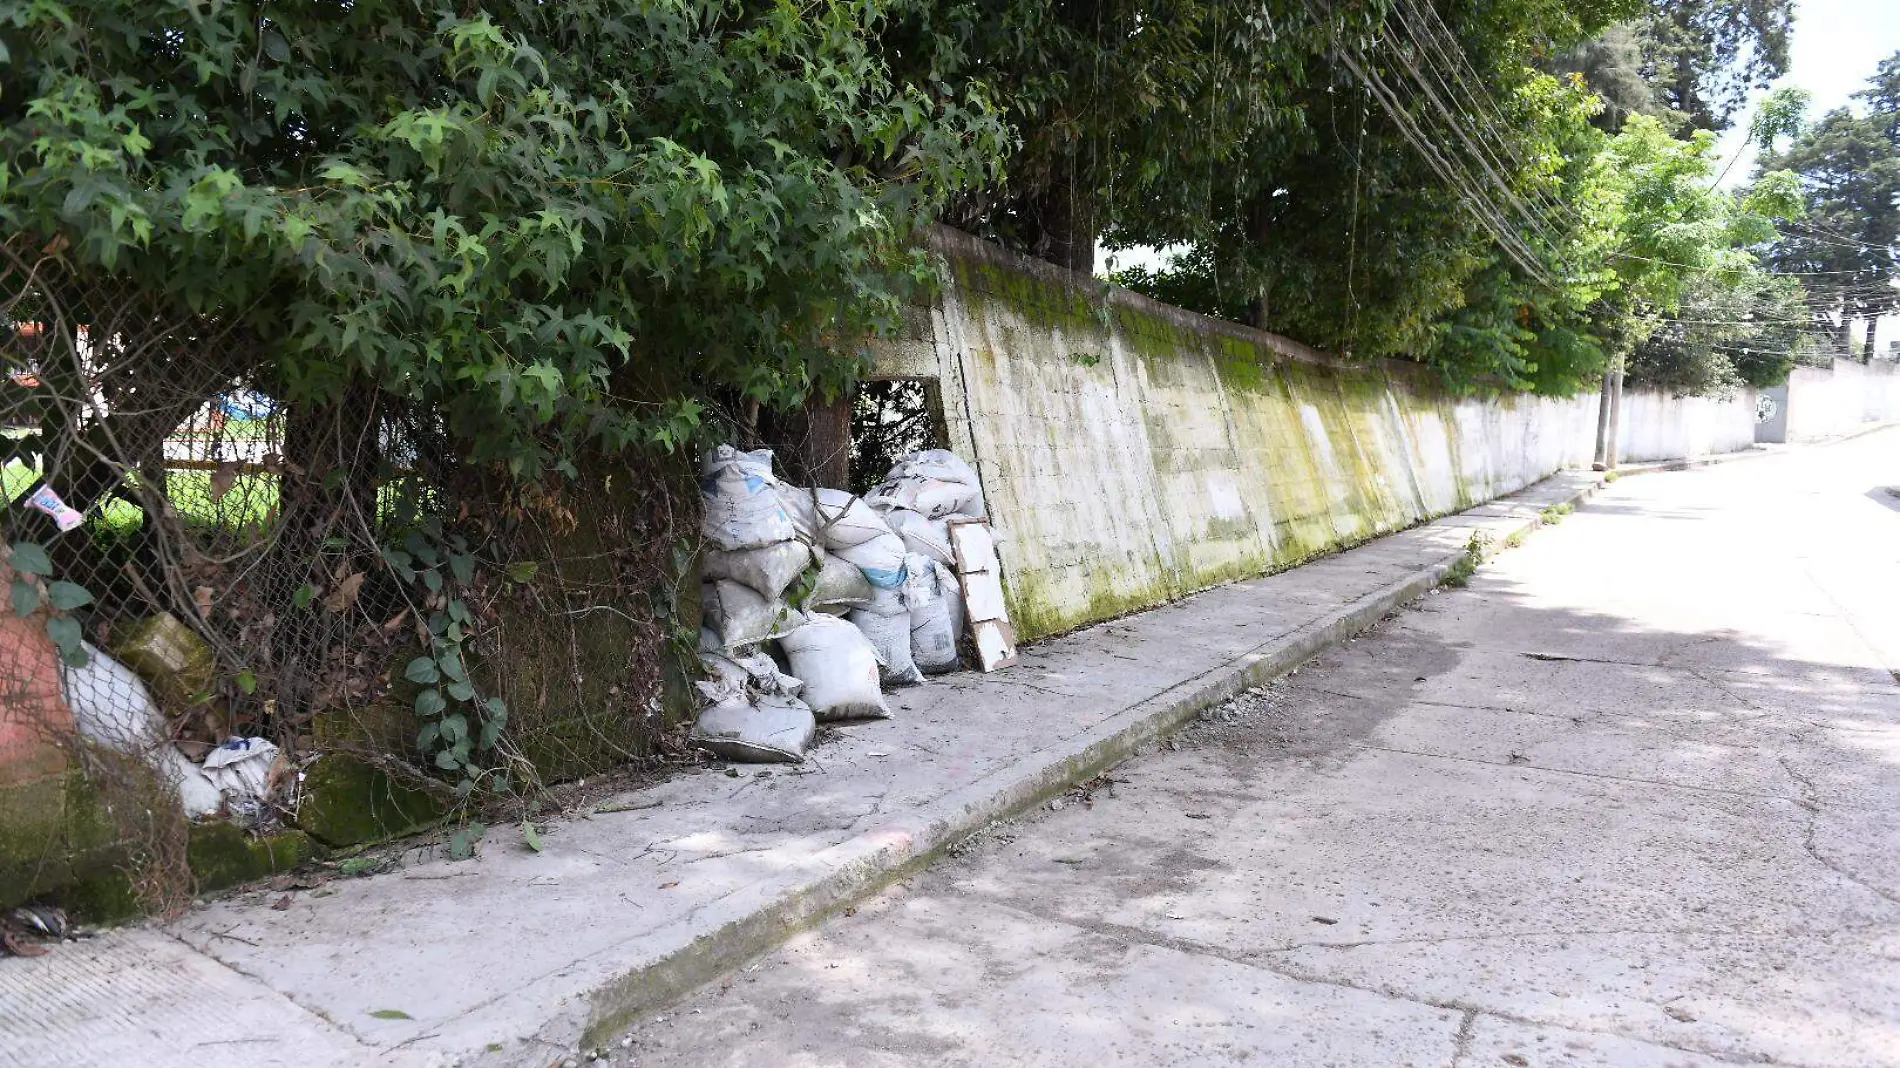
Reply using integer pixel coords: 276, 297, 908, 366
0, 770, 127, 915
186, 822, 313, 892
295, 755, 446, 848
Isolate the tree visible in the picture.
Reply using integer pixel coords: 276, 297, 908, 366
1, 0, 1010, 479
1761, 52, 1900, 362
1554, 0, 1795, 133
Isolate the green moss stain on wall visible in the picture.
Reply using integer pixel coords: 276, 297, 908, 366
928, 238, 1583, 640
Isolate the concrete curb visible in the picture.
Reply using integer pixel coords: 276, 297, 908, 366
566, 474, 1609, 1049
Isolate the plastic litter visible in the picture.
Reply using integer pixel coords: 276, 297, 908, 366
702, 540, 812, 601
848, 606, 923, 687
692, 694, 815, 763
777, 615, 890, 720
700, 445, 795, 551
64, 642, 224, 818
702, 579, 805, 648
202, 737, 280, 819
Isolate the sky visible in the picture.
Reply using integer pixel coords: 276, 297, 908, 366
1715, 0, 1900, 186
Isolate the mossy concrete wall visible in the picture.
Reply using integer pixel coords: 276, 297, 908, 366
886, 228, 1603, 640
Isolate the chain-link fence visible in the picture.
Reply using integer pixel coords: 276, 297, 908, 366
1, 238, 693, 910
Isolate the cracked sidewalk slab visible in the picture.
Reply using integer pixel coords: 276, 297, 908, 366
4, 470, 1603, 1068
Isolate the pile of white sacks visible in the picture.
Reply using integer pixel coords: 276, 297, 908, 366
693, 445, 985, 762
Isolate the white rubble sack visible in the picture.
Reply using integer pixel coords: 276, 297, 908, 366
701, 444, 796, 551
868, 449, 986, 520
698, 631, 804, 701
702, 579, 805, 648
64, 642, 221, 818
848, 606, 924, 688
811, 488, 906, 589
692, 694, 815, 763
774, 484, 823, 555
702, 540, 812, 600
873, 503, 955, 567
800, 554, 873, 615
777, 615, 890, 720
907, 556, 963, 675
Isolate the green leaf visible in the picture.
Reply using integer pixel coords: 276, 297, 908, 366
45, 616, 84, 663
403, 656, 440, 684
236, 670, 258, 695
505, 561, 538, 584
422, 568, 443, 593
7, 543, 51, 576
46, 581, 92, 611
439, 712, 467, 744
449, 553, 474, 584
293, 584, 315, 610
262, 30, 291, 62
367, 1009, 412, 1021
11, 579, 41, 618
416, 722, 439, 751
437, 651, 467, 683
414, 687, 446, 717
523, 820, 544, 852
446, 821, 485, 860
446, 679, 476, 702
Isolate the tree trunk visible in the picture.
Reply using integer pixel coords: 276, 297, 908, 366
1028, 171, 1097, 274
760, 388, 853, 490
1865, 315, 1880, 364
262, 378, 383, 724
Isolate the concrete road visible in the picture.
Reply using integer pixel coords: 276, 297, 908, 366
620, 430, 1900, 1068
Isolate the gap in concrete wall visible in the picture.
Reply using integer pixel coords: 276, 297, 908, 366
850, 378, 948, 495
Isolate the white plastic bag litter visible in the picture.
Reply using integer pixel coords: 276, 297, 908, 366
849, 606, 923, 688
64, 642, 224, 818
701, 445, 795, 551
702, 580, 805, 648
800, 554, 874, 615
702, 540, 812, 600
907, 557, 962, 674
202, 737, 279, 813
869, 449, 986, 519
693, 694, 815, 763
777, 615, 890, 720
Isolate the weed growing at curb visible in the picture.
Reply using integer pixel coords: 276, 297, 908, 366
1504, 530, 1526, 549
1603, 470, 1621, 483
1539, 503, 1574, 525
1442, 531, 1491, 588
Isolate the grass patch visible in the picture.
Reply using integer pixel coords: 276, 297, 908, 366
1503, 530, 1526, 549
1603, 470, 1620, 483
1538, 503, 1574, 525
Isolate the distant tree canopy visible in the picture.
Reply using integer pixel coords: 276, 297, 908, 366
1552, 0, 1794, 133
1762, 51, 1900, 362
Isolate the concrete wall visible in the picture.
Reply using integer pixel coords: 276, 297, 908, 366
876, 230, 1601, 639
1769, 359, 1900, 442
1614, 389, 1759, 463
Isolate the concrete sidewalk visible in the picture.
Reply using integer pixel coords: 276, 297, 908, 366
3, 471, 1607, 1068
